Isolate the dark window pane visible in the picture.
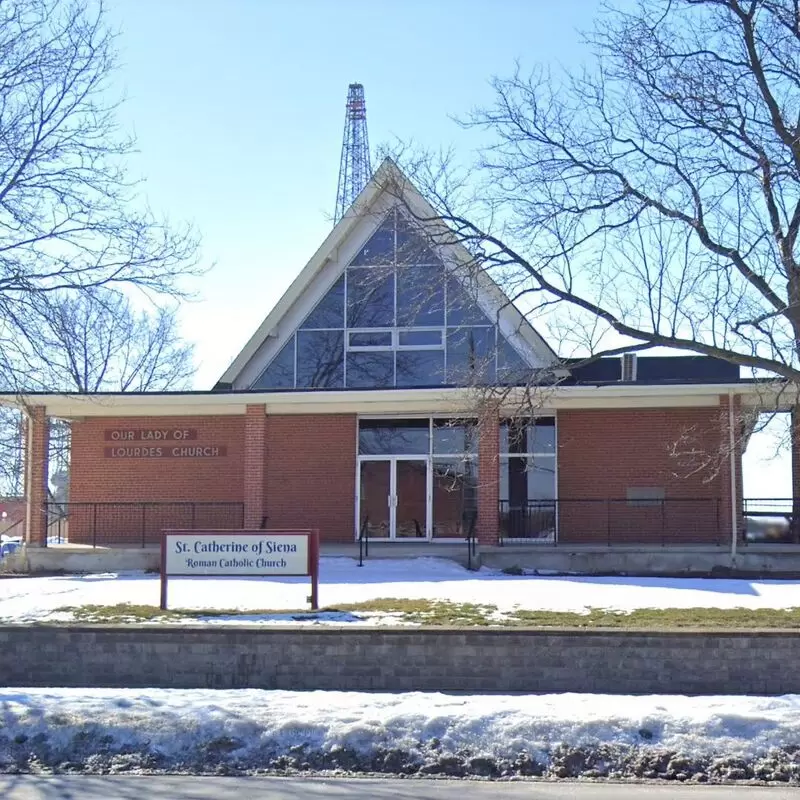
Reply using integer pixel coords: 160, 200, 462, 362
397, 265, 445, 326
446, 326, 496, 384
500, 456, 556, 502
432, 458, 478, 538
395, 215, 439, 265
398, 329, 442, 347
296, 330, 344, 389
501, 418, 556, 454
349, 330, 392, 348
349, 214, 395, 265
433, 421, 477, 455
346, 350, 394, 388
252, 337, 294, 389
347, 267, 395, 327
446, 276, 492, 326
396, 350, 444, 387
497, 336, 530, 384
358, 419, 430, 455
300, 275, 345, 329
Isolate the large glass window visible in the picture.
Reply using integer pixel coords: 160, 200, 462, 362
300, 275, 345, 329
252, 338, 295, 390
359, 419, 431, 455
251, 209, 533, 390
500, 417, 557, 541
296, 330, 344, 388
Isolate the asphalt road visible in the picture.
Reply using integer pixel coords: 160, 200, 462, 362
0, 776, 796, 799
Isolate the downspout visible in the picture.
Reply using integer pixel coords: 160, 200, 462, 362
728, 390, 738, 561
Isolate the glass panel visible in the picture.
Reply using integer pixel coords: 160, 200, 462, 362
397, 265, 445, 326
347, 267, 395, 328
251, 337, 294, 389
497, 336, 530, 383
446, 326, 496, 384
349, 214, 395, 265
398, 329, 442, 347
395, 459, 428, 538
349, 330, 392, 348
300, 275, 345, 329
500, 456, 556, 502
446, 276, 492, 326
501, 418, 556, 454
395, 215, 439, 265
359, 419, 430, 455
433, 421, 476, 456
359, 460, 391, 538
296, 330, 344, 388
395, 350, 444, 387
347, 350, 394, 388
432, 459, 477, 538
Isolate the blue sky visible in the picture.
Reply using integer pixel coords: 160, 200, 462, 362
103, 0, 787, 497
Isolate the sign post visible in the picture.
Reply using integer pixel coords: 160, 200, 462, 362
160, 529, 320, 611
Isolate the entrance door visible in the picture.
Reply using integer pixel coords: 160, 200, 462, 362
358, 458, 430, 539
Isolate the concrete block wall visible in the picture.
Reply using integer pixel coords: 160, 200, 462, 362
0, 626, 798, 695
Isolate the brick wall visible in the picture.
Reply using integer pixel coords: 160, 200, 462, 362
0, 625, 797, 695
264, 414, 356, 543
557, 406, 730, 545
69, 415, 246, 544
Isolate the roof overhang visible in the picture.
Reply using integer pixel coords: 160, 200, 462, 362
0, 382, 777, 419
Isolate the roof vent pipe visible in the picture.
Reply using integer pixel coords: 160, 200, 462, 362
621, 353, 638, 382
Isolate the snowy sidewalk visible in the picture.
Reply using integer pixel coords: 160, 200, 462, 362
2, 557, 800, 624
1, 688, 800, 781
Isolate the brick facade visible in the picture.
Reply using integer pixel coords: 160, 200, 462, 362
557, 405, 731, 544
243, 405, 266, 528
24, 407, 49, 547
263, 414, 356, 542
68, 415, 246, 545
55, 402, 739, 547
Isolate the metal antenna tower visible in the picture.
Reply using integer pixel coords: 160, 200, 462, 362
334, 83, 372, 224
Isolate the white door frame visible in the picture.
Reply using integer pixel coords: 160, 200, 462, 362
356, 455, 431, 541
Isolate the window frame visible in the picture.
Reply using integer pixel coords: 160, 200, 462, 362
346, 327, 445, 352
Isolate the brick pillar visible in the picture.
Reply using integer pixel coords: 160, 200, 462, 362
477, 410, 500, 546
243, 404, 266, 529
24, 406, 49, 547
719, 393, 744, 552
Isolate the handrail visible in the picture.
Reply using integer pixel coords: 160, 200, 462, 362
357, 516, 369, 567
464, 508, 478, 569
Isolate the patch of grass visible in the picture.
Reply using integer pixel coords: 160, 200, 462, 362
507, 606, 800, 630
51, 600, 800, 629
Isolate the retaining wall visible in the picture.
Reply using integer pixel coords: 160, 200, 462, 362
0, 626, 797, 695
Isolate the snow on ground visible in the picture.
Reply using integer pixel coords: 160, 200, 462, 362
2, 688, 800, 779
3, 557, 800, 624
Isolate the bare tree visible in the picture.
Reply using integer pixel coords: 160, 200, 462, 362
9, 290, 194, 393
0, 0, 199, 352
389, 0, 800, 388
0, 289, 195, 496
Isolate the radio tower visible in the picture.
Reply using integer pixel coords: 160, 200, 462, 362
334, 83, 372, 224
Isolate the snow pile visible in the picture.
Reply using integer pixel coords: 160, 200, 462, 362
2, 689, 800, 781
3, 557, 800, 624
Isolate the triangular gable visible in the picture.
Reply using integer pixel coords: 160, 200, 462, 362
220, 159, 557, 390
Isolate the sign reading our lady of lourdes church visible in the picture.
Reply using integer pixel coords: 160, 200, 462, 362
160, 530, 320, 610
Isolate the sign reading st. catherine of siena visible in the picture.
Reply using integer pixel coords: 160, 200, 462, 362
160, 530, 320, 610
164, 532, 310, 576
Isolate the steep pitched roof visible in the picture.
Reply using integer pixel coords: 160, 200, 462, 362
219, 158, 557, 389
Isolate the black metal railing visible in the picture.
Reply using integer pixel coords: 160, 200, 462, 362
44, 502, 245, 548
358, 516, 369, 566
742, 498, 800, 544
499, 498, 726, 546
463, 508, 478, 569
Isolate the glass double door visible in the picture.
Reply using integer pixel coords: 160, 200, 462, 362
359, 458, 429, 539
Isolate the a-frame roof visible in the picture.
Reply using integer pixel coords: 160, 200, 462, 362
219, 158, 557, 389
